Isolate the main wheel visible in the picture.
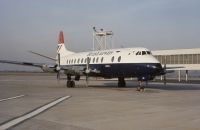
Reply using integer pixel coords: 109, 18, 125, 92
66, 80, 75, 88
118, 79, 126, 87
66, 81, 71, 88
71, 81, 75, 88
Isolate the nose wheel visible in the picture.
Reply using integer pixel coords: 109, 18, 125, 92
136, 81, 147, 92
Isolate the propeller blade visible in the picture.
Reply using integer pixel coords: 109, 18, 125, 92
86, 75, 89, 87
163, 63, 167, 85
85, 57, 90, 87
56, 53, 61, 82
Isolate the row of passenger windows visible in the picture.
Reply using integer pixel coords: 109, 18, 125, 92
66, 56, 122, 64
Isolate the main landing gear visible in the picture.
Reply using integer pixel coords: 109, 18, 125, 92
66, 75, 75, 88
118, 77, 126, 87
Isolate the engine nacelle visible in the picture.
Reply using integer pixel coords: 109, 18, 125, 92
41, 64, 56, 73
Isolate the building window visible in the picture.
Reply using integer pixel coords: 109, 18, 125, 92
198, 54, 200, 64
111, 56, 114, 62
118, 56, 121, 62
193, 54, 198, 64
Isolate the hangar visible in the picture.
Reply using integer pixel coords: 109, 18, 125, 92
152, 48, 200, 82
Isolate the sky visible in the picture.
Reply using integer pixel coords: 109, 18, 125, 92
0, 0, 200, 70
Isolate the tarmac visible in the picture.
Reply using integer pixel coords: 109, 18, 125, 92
0, 72, 200, 130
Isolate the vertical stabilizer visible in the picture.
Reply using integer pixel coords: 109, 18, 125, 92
58, 31, 64, 44
57, 31, 74, 65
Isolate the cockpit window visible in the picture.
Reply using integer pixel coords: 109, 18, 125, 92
136, 51, 150, 56
146, 51, 151, 55
142, 51, 146, 55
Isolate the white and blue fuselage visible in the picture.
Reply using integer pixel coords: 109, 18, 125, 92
58, 45, 163, 81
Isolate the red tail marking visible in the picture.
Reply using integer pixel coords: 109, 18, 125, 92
58, 31, 64, 44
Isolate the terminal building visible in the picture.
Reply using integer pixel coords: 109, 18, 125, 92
152, 48, 200, 82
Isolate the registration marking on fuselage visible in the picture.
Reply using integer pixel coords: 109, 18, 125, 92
0, 95, 25, 102
0, 95, 71, 130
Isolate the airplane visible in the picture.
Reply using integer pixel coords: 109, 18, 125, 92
0, 31, 169, 91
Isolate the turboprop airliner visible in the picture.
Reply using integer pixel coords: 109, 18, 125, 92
0, 31, 168, 91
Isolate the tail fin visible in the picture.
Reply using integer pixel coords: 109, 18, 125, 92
56, 31, 74, 65
58, 31, 64, 44
57, 31, 74, 55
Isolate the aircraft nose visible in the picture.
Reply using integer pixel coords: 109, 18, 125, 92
147, 63, 163, 73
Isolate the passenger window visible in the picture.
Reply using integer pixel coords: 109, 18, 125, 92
72, 59, 73, 64
81, 58, 84, 63
96, 57, 99, 63
118, 56, 121, 62
74, 59, 76, 64
111, 56, 114, 62
93, 57, 95, 63
136, 51, 139, 55
77, 58, 80, 64
85, 58, 87, 63
138, 52, 141, 55
101, 57, 104, 63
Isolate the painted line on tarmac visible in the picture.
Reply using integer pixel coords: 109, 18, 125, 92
0, 95, 71, 130
0, 95, 25, 102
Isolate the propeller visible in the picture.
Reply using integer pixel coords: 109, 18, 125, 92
163, 63, 167, 85
163, 57, 167, 85
56, 53, 61, 81
85, 57, 90, 87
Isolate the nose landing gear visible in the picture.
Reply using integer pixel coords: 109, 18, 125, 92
136, 81, 146, 92
137, 76, 149, 92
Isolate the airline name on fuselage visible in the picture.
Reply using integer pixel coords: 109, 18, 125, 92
87, 51, 113, 57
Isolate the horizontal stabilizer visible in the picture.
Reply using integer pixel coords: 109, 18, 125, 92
29, 51, 56, 61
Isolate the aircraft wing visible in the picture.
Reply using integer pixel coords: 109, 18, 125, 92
0, 60, 43, 67
0, 60, 56, 72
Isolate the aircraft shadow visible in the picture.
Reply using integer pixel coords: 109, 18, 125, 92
90, 81, 200, 91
